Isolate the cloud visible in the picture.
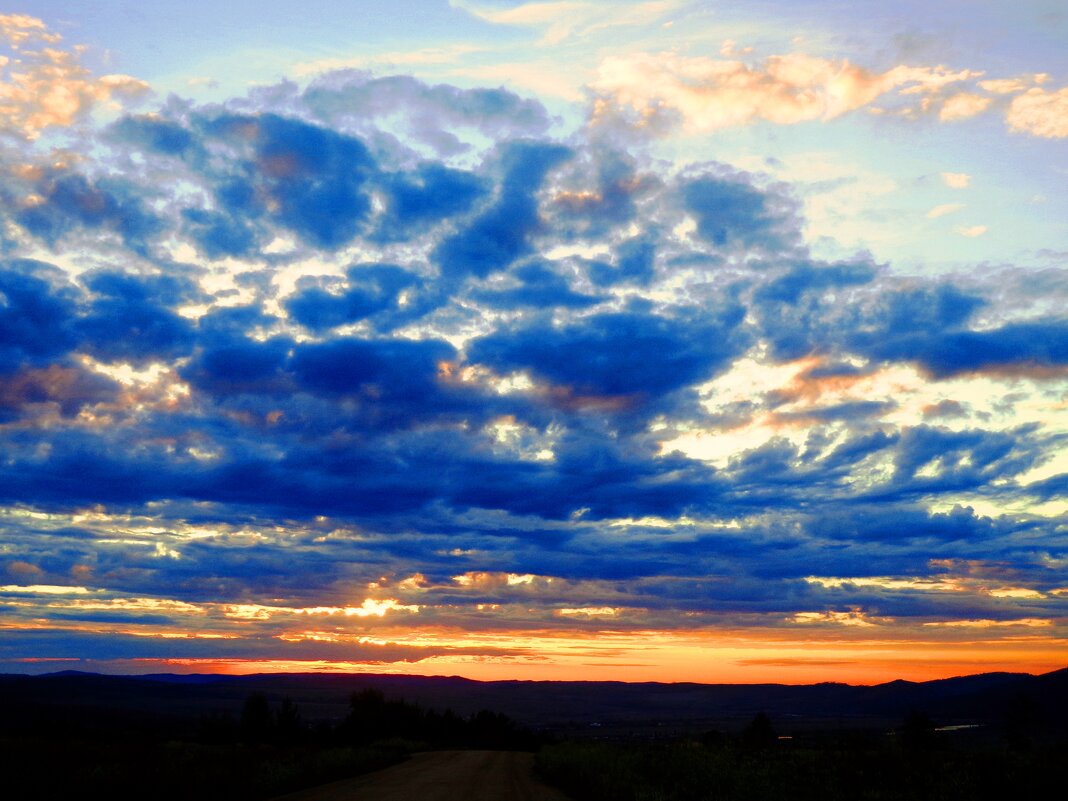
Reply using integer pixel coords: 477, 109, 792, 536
285, 264, 430, 331
939, 92, 991, 121
1006, 86, 1068, 137
302, 71, 552, 154
927, 203, 964, 219
15, 170, 162, 256
0, 14, 148, 139
590, 51, 980, 132
941, 172, 971, 188
0, 262, 84, 373
867, 319, 1068, 379
433, 141, 571, 278
467, 307, 747, 405
452, 0, 678, 46
683, 169, 801, 252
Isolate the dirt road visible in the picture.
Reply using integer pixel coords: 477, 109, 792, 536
272, 750, 574, 801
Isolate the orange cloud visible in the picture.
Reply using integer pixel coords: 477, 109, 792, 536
591, 51, 981, 132
939, 92, 991, 121
1006, 86, 1068, 138
0, 14, 148, 139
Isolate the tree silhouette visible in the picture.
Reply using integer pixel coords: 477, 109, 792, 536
741, 711, 777, 749
276, 697, 303, 743
240, 692, 273, 743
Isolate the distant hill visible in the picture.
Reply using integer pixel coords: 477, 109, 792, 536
1, 666, 1064, 735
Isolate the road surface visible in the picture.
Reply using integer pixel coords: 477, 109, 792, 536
272, 750, 574, 801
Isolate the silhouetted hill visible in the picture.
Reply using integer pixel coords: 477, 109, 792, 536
1, 667, 1065, 735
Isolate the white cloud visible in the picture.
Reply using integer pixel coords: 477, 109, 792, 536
956, 225, 988, 238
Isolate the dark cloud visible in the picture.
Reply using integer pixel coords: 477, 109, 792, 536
472, 261, 602, 309
373, 163, 488, 242
76, 271, 198, 363
589, 238, 657, 287
754, 258, 876, 304
433, 141, 572, 279
468, 306, 747, 403
0, 263, 78, 372
196, 112, 377, 250
112, 114, 197, 157
866, 319, 1068, 378
0, 364, 117, 421
683, 169, 800, 252
285, 263, 430, 331
15, 171, 162, 256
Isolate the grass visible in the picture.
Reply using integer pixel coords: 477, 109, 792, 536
535, 738, 1066, 801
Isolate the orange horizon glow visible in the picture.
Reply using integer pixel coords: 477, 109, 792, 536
10, 629, 1065, 685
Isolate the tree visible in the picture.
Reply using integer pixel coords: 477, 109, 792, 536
741, 711, 777, 749
240, 692, 274, 743
276, 697, 303, 743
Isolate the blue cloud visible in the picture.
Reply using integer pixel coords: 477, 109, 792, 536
15, 172, 162, 255
433, 141, 571, 279
113, 114, 197, 157
374, 163, 488, 242
472, 261, 602, 309
683, 169, 800, 252
0, 263, 77, 372
867, 319, 1068, 378
754, 259, 876, 304
285, 263, 427, 330
199, 112, 377, 250
468, 307, 747, 402
76, 272, 197, 363
589, 238, 657, 287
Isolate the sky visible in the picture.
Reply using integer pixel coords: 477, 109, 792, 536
0, 1, 1066, 684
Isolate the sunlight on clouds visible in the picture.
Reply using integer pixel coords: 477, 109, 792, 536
1006, 86, 1068, 138
556, 606, 620, 617
790, 610, 882, 627
0, 14, 148, 139
484, 416, 557, 461
222, 599, 420, 620
987, 587, 1045, 599
938, 92, 991, 121
591, 51, 981, 133
0, 584, 93, 595
805, 576, 964, 592
923, 618, 1052, 628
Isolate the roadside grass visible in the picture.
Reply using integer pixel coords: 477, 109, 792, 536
3, 736, 409, 801
535, 739, 1065, 801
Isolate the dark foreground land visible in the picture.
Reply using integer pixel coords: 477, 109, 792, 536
273, 750, 571, 801
0, 667, 1064, 800
536, 730, 1065, 801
